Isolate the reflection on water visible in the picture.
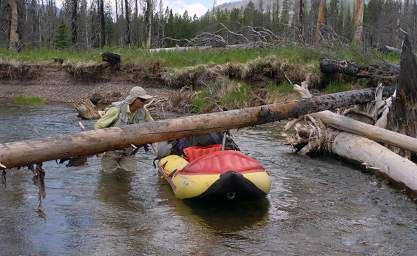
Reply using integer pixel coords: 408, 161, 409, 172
1, 101, 417, 255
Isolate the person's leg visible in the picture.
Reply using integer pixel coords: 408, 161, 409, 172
101, 153, 121, 173
119, 156, 137, 172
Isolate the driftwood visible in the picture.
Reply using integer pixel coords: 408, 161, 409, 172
288, 76, 417, 193
313, 129, 417, 191
320, 58, 399, 86
288, 111, 417, 193
73, 99, 101, 120
379, 45, 417, 58
312, 111, 417, 154
0, 87, 393, 169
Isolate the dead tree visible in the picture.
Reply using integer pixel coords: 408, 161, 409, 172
7, 0, 19, 49
144, 0, 152, 48
124, 0, 131, 45
71, 0, 78, 45
353, 0, 364, 43
320, 58, 399, 86
297, 0, 305, 43
315, 0, 326, 44
387, 36, 417, 155
99, 0, 105, 47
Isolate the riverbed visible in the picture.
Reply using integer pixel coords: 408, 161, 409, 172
1, 102, 417, 255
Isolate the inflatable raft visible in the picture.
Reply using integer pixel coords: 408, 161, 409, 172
158, 144, 271, 200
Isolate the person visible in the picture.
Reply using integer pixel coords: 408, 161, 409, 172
95, 86, 154, 173
156, 132, 240, 159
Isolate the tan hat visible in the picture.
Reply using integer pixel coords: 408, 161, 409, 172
125, 86, 153, 104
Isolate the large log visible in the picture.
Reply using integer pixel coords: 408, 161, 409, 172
328, 130, 417, 191
320, 58, 399, 86
0, 87, 395, 169
312, 111, 417, 153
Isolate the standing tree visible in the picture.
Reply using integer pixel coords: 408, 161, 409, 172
315, 0, 326, 44
124, 0, 131, 45
71, 0, 78, 45
144, 0, 152, 48
353, 0, 364, 43
387, 35, 417, 158
99, 0, 105, 47
55, 21, 70, 49
7, 0, 19, 49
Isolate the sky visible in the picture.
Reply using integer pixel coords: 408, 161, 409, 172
163, 0, 232, 17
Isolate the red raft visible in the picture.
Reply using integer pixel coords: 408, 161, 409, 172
158, 145, 271, 200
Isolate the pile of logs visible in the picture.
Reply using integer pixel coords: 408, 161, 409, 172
288, 36, 417, 193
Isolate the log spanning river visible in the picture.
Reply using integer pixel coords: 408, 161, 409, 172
1, 102, 417, 255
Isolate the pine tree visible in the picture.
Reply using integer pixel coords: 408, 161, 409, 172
55, 21, 70, 49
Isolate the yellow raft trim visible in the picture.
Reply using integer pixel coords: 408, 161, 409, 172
242, 172, 271, 194
159, 155, 271, 199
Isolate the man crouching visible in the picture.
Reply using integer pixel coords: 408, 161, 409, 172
95, 86, 154, 173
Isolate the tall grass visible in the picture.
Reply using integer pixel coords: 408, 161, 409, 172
0, 44, 401, 68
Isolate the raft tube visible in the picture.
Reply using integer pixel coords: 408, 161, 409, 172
158, 149, 271, 200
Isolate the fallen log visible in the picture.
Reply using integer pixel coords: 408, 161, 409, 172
0, 87, 394, 169
379, 45, 417, 58
320, 58, 399, 86
312, 111, 417, 154
321, 129, 417, 191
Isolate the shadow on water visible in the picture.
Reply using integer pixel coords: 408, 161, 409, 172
157, 182, 269, 233
184, 198, 270, 233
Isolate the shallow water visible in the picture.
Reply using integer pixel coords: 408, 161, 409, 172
1, 102, 417, 255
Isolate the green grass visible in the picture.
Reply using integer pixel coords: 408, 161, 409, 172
12, 95, 46, 106
267, 81, 294, 95
220, 82, 251, 107
0, 44, 401, 69
321, 80, 367, 94
191, 89, 210, 113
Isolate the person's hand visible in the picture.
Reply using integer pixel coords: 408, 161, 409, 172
143, 144, 150, 152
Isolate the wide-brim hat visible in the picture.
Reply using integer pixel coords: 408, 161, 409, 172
125, 86, 153, 104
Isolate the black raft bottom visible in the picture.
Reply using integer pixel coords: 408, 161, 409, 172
193, 171, 267, 201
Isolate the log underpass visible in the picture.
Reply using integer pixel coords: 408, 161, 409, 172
0, 87, 395, 169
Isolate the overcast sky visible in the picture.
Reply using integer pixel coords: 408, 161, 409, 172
162, 0, 231, 17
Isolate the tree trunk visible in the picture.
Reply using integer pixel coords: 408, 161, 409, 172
124, 0, 131, 45
315, 0, 326, 44
99, 0, 105, 47
144, 0, 152, 48
115, 0, 118, 21
353, 0, 364, 43
8, 0, 19, 49
312, 111, 417, 154
71, 0, 78, 46
325, 130, 417, 191
0, 87, 394, 169
297, 0, 304, 42
387, 36, 417, 156
320, 58, 399, 86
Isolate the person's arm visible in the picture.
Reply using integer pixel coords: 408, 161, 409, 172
144, 107, 154, 122
94, 107, 119, 129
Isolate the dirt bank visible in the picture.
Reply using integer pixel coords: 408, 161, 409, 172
0, 79, 173, 104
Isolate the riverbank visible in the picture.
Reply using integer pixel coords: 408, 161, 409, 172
1, 45, 385, 113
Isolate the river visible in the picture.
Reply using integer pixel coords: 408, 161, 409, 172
1, 102, 417, 255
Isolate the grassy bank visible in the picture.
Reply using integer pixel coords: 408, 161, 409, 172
0, 44, 399, 68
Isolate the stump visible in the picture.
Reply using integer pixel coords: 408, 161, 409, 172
73, 99, 101, 120
101, 52, 121, 66
387, 36, 417, 158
